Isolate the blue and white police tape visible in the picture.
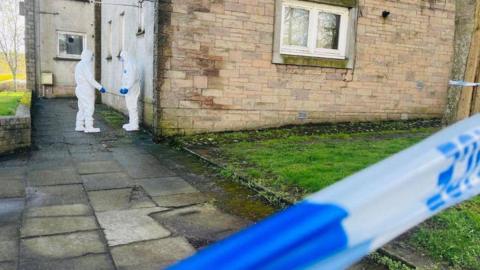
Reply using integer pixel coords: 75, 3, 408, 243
168, 115, 480, 270
449, 80, 480, 87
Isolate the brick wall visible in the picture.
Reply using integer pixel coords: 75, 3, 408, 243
0, 105, 31, 155
157, 0, 456, 135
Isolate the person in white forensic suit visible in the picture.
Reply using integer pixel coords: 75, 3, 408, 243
119, 51, 140, 131
74, 49, 106, 133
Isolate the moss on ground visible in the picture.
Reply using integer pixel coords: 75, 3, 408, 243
177, 120, 480, 269
97, 107, 127, 129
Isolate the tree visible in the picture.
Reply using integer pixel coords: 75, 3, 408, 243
0, 0, 24, 90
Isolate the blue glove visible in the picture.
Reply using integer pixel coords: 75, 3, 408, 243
120, 88, 129, 95
100, 87, 106, 94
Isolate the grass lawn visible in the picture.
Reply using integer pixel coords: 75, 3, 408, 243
410, 196, 480, 269
0, 91, 31, 116
180, 123, 480, 269
220, 129, 435, 193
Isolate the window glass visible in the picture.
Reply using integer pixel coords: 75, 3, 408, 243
58, 33, 84, 56
282, 7, 309, 47
278, 1, 350, 60
317, 12, 340, 49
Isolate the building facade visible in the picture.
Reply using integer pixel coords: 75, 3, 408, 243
101, 0, 458, 136
25, 0, 95, 98
100, 0, 156, 128
158, 0, 455, 135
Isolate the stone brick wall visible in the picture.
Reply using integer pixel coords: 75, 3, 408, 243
0, 105, 31, 155
157, 0, 456, 135
443, 0, 477, 124
24, 0, 37, 93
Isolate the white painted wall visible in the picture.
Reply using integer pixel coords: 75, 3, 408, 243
36, 0, 95, 97
101, 0, 155, 127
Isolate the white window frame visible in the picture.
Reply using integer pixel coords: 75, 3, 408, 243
137, 0, 145, 34
57, 31, 87, 59
119, 12, 125, 55
107, 20, 113, 58
279, 0, 349, 59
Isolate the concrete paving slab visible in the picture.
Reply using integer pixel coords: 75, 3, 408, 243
0, 240, 17, 262
0, 198, 24, 225
26, 185, 88, 207
136, 177, 199, 197
27, 167, 81, 186
0, 156, 28, 168
67, 144, 107, 154
114, 153, 176, 179
19, 253, 115, 270
0, 179, 25, 198
0, 225, 18, 262
76, 160, 123, 175
21, 216, 98, 238
81, 172, 133, 191
64, 136, 98, 145
0, 167, 26, 178
29, 150, 71, 162
20, 231, 106, 260
152, 193, 208, 208
88, 187, 156, 212
152, 204, 249, 246
26, 160, 72, 171
111, 146, 150, 157
63, 131, 92, 139
24, 204, 92, 218
0, 262, 15, 270
70, 151, 114, 162
110, 237, 195, 270
97, 207, 170, 246
34, 135, 64, 145
0, 225, 17, 241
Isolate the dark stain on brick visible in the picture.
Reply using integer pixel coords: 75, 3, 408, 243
188, 3, 210, 14
196, 58, 223, 78
188, 92, 230, 110
203, 69, 220, 77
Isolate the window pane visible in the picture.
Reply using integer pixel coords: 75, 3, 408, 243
317, 12, 340, 49
282, 7, 309, 47
59, 34, 84, 56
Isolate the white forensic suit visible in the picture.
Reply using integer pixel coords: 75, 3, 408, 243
119, 51, 140, 131
74, 49, 105, 133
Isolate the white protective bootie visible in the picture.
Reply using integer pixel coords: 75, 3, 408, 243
84, 120, 101, 133
84, 127, 101, 133
122, 123, 139, 131
75, 123, 85, 132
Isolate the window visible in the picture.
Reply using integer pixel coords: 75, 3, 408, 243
137, 0, 145, 34
107, 20, 113, 58
57, 31, 86, 59
279, 0, 349, 59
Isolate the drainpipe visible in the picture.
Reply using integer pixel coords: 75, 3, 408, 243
152, 0, 160, 139
94, 0, 102, 103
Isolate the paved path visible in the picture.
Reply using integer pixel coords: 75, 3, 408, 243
0, 99, 252, 270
